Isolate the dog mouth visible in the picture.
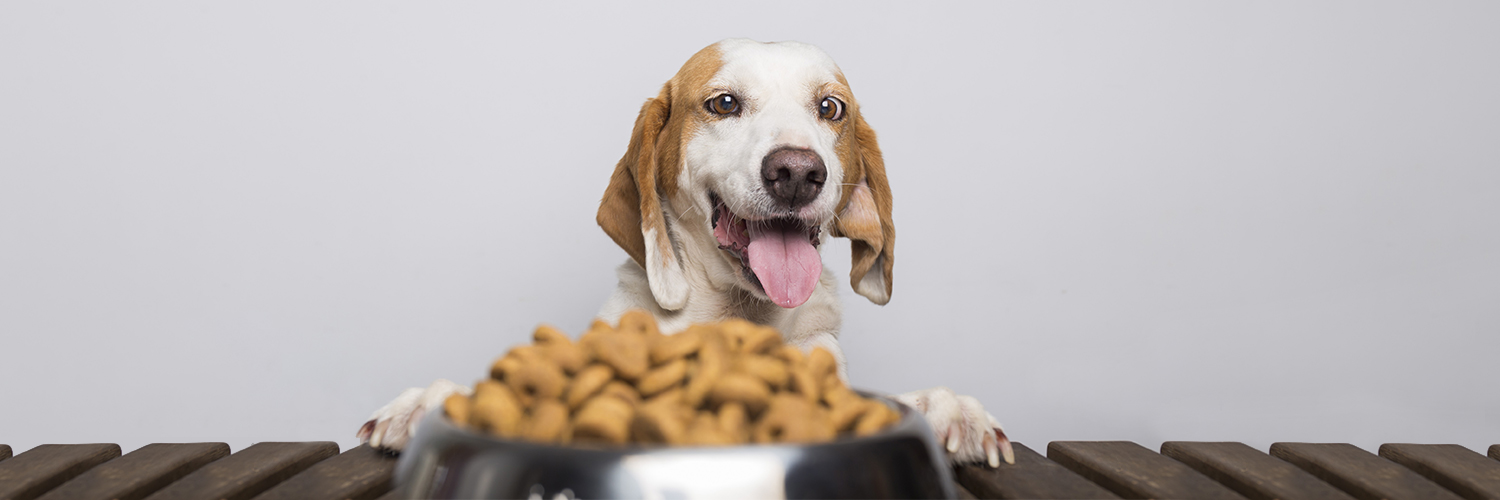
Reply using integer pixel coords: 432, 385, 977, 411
710, 192, 822, 308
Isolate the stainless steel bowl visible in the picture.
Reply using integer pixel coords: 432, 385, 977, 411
392, 394, 956, 499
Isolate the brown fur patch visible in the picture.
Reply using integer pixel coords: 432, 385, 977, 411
830, 85, 896, 302
597, 44, 725, 267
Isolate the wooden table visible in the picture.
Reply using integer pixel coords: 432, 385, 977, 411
3, 440, 1498, 499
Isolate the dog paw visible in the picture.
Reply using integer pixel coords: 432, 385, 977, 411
894, 386, 1014, 467
357, 379, 471, 452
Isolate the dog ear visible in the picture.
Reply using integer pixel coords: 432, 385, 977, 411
597, 87, 691, 310
832, 113, 895, 305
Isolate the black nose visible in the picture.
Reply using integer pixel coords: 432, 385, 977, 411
761, 147, 827, 209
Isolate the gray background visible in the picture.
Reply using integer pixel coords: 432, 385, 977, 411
2, 2, 1496, 455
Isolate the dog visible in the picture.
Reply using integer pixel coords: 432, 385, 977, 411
359, 38, 1013, 468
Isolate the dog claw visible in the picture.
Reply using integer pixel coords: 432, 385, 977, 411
999, 432, 1015, 465
992, 424, 1015, 465
982, 428, 1014, 467
356, 420, 375, 442
946, 426, 961, 453
369, 418, 389, 448
982, 432, 998, 467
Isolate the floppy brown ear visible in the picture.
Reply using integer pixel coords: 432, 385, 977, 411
597, 87, 691, 310
832, 113, 895, 305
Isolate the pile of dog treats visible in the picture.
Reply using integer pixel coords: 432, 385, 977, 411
443, 310, 900, 446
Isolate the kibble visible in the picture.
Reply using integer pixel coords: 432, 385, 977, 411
444, 312, 900, 446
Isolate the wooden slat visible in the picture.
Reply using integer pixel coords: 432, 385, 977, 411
1270, 442, 1464, 500
143, 442, 337, 500
955, 442, 1119, 499
251, 444, 397, 500
0, 443, 121, 500
36, 443, 229, 500
1491, 446, 1499, 461
956, 482, 979, 499
371, 489, 402, 500
0, 445, 10, 462
1047, 441, 1246, 499
1161, 441, 1355, 500
1379, 444, 1500, 500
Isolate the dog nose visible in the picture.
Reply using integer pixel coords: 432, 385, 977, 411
761, 148, 827, 209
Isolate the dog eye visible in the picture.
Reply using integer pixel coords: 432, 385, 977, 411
707, 94, 740, 115
819, 97, 844, 121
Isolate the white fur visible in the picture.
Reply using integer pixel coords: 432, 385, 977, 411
642, 226, 690, 310
358, 39, 1010, 467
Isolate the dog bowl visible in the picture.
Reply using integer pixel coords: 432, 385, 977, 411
392, 393, 956, 499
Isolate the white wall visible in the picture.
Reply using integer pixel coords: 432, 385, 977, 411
2, 2, 1496, 455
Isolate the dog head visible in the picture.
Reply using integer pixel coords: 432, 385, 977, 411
598, 39, 894, 311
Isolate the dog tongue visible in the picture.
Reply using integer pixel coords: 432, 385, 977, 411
746, 222, 821, 308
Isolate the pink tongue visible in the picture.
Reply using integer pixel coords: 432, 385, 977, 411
746, 224, 821, 308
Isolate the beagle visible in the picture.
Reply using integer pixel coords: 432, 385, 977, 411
360, 39, 1013, 468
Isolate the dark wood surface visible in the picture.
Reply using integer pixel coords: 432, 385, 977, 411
3, 440, 1499, 499
143, 441, 338, 500
0, 443, 121, 500
1048, 440, 1245, 499
955, 442, 1119, 499
1161, 441, 1355, 500
35, 443, 229, 500
1271, 442, 1464, 500
251, 444, 397, 500
1379, 444, 1500, 500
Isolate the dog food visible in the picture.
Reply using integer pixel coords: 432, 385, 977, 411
443, 310, 900, 446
